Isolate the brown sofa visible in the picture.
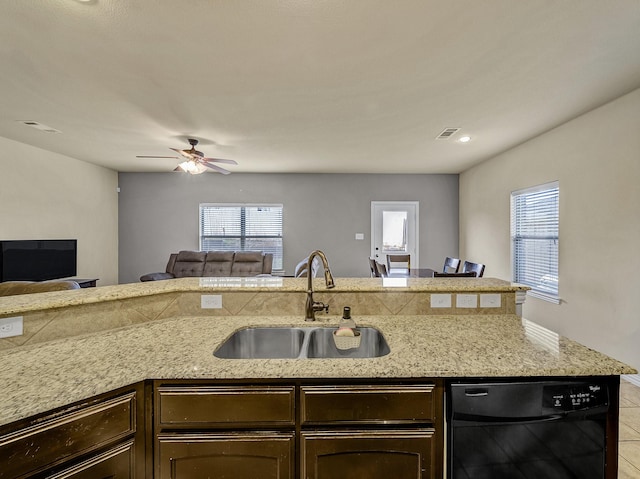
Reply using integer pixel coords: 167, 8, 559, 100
0, 280, 81, 297
140, 250, 273, 282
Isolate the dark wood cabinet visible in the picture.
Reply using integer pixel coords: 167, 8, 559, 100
46, 441, 135, 479
300, 384, 437, 425
155, 385, 295, 428
0, 383, 145, 479
301, 430, 435, 479
156, 432, 294, 479
300, 384, 442, 479
153, 380, 444, 479
1, 380, 442, 478
154, 383, 297, 479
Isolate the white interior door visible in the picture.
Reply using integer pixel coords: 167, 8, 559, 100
371, 201, 419, 272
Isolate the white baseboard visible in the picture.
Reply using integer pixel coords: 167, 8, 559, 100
622, 374, 640, 387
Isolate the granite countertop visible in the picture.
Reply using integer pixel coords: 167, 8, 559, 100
0, 276, 528, 316
0, 313, 634, 427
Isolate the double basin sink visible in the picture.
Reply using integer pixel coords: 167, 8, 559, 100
214, 326, 390, 359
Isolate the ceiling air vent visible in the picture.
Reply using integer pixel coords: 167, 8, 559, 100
17, 120, 61, 133
436, 127, 460, 140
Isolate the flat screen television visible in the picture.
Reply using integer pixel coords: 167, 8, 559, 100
0, 239, 77, 282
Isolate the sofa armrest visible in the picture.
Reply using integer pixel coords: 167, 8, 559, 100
262, 253, 273, 274
140, 272, 176, 282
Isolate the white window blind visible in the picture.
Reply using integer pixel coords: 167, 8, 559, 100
199, 204, 283, 271
511, 182, 559, 302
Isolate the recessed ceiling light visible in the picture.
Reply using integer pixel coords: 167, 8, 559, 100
458, 136, 471, 143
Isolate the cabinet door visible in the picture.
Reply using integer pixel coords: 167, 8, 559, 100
301, 430, 435, 479
157, 432, 294, 479
46, 441, 134, 479
0, 389, 138, 479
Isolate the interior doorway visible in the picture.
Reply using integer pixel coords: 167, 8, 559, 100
371, 201, 419, 272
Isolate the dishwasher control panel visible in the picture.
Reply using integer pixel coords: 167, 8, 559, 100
449, 379, 610, 419
543, 382, 608, 412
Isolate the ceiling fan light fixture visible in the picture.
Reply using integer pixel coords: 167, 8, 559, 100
139, 138, 235, 174
178, 160, 207, 174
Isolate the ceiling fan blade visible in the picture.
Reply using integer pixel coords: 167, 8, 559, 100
202, 161, 231, 175
201, 157, 238, 165
136, 155, 180, 159
170, 148, 193, 159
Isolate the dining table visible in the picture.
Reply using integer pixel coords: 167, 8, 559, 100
387, 268, 438, 278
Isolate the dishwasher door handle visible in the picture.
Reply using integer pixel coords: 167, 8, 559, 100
453, 413, 565, 425
464, 388, 489, 397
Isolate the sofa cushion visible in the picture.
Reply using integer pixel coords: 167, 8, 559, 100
172, 251, 206, 277
203, 251, 234, 276
231, 251, 267, 276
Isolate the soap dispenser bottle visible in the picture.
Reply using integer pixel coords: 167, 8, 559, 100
339, 306, 356, 330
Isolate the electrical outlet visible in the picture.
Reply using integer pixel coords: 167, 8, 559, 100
431, 294, 452, 308
0, 316, 23, 338
480, 293, 501, 308
456, 294, 478, 308
201, 295, 223, 309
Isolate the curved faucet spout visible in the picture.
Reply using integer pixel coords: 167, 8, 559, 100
305, 250, 335, 321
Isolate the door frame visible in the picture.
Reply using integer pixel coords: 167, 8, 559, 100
371, 201, 419, 270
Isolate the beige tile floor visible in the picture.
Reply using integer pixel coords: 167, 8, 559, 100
619, 378, 640, 478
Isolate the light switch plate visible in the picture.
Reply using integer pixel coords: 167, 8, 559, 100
456, 294, 478, 308
201, 295, 223, 309
431, 294, 452, 308
0, 316, 23, 338
480, 293, 501, 308
355, 233, 365, 240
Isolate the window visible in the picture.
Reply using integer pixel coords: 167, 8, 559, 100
511, 182, 559, 302
199, 204, 283, 271
382, 210, 408, 252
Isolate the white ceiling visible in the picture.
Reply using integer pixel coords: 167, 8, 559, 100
1, 0, 639, 174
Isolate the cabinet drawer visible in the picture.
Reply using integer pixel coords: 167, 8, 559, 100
156, 385, 295, 428
47, 441, 135, 479
0, 391, 136, 479
301, 385, 436, 425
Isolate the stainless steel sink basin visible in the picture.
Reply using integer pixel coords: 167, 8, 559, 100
213, 327, 305, 359
213, 326, 390, 359
306, 327, 390, 358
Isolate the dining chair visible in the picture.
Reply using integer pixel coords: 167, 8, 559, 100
443, 257, 461, 273
375, 262, 388, 277
295, 255, 320, 278
386, 254, 410, 273
461, 261, 485, 278
368, 257, 379, 277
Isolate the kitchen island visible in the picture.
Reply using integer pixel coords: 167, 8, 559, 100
0, 277, 635, 478
0, 313, 634, 426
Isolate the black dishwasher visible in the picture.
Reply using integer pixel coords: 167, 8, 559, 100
448, 379, 610, 479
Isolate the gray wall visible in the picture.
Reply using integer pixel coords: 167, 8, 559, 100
118, 173, 458, 284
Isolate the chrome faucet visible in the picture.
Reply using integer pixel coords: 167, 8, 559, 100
305, 250, 336, 321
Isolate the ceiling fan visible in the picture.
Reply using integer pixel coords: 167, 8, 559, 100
136, 138, 237, 175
